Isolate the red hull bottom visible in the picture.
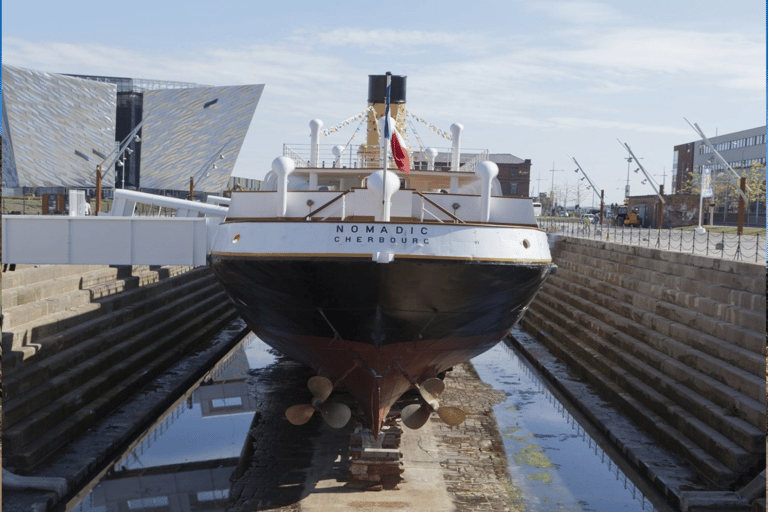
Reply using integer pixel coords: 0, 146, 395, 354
253, 327, 509, 436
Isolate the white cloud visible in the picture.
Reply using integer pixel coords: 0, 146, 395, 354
3, 10, 763, 196
522, 0, 626, 25
288, 27, 476, 51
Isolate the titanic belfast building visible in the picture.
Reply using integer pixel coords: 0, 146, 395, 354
2, 64, 263, 195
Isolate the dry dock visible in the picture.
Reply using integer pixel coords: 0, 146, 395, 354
3, 231, 765, 512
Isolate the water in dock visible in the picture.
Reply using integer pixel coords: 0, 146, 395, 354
65, 332, 672, 512
474, 340, 671, 511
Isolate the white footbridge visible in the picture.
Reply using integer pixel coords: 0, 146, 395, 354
2, 190, 230, 266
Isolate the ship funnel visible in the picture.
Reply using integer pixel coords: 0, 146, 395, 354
368, 74, 406, 104
365, 74, 407, 152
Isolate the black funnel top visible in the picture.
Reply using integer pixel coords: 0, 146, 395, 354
368, 74, 407, 104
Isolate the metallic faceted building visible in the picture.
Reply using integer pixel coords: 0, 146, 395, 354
138, 84, 263, 192
2, 65, 263, 193
2, 65, 117, 189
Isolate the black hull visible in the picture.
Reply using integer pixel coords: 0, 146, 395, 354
211, 257, 550, 347
210, 255, 552, 433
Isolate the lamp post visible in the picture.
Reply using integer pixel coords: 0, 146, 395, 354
95, 120, 144, 189
549, 162, 563, 214
617, 140, 665, 205
569, 154, 603, 213
191, 140, 232, 196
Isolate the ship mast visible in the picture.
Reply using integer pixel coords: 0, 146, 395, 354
381, 72, 392, 221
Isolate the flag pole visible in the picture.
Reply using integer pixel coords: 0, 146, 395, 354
382, 72, 392, 218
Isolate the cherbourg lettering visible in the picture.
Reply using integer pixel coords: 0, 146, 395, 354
334, 224, 429, 245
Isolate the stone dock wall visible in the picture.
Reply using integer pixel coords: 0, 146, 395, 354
520, 235, 765, 498
1, 264, 239, 471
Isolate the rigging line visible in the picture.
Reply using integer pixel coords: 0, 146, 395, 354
342, 114, 366, 156
406, 110, 452, 141
406, 116, 427, 156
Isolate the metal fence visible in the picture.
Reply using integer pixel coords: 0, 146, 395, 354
539, 218, 766, 264
2, 196, 42, 215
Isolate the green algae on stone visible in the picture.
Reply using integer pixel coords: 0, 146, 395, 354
527, 472, 552, 483
513, 443, 553, 469
500, 476, 526, 510
501, 426, 522, 438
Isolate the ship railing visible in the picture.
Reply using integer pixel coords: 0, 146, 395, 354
540, 218, 766, 263
305, 190, 351, 221
284, 142, 492, 172
416, 191, 465, 224
282, 145, 309, 168
457, 150, 490, 174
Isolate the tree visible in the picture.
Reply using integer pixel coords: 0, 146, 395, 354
680, 162, 765, 209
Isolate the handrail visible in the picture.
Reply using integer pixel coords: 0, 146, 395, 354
110, 189, 228, 218
421, 204, 444, 223
305, 190, 352, 220
458, 150, 489, 174
283, 145, 309, 168
416, 191, 465, 224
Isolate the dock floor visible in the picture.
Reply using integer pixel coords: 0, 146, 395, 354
227, 358, 521, 511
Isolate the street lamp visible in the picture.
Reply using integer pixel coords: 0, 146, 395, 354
95, 120, 144, 188
616, 140, 664, 204
568, 154, 603, 210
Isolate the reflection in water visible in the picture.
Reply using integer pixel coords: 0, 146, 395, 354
68, 329, 671, 512
68, 333, 277, 512
471, 336, 664, 512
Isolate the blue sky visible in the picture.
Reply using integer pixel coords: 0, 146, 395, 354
3, 0, 765, 204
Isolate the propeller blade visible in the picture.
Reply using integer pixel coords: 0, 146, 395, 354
308, 376, 334, 402
419, 378, 445, 402
401, 403, 432, 430
285, 404, 315, 425
320, 402, 351, 428
436, 406, 466, 426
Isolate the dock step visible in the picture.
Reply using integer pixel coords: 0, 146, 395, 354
1, 264, 238, 471
521, 236, 765, 490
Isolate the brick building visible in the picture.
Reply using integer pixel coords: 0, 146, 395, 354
412, 152, 531, 197
491, 154, 531, 197
672, 126, 765, 194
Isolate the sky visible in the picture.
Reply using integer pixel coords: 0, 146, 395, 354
2, 0, 765, 205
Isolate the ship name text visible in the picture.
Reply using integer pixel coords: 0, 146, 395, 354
333, 224, 430, 245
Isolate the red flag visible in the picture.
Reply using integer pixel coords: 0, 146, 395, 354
390, 130, 410, 174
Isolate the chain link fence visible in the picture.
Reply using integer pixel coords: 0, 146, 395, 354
539, 218, 766, 264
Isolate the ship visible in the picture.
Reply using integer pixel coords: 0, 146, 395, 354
209, 74, 555, 437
